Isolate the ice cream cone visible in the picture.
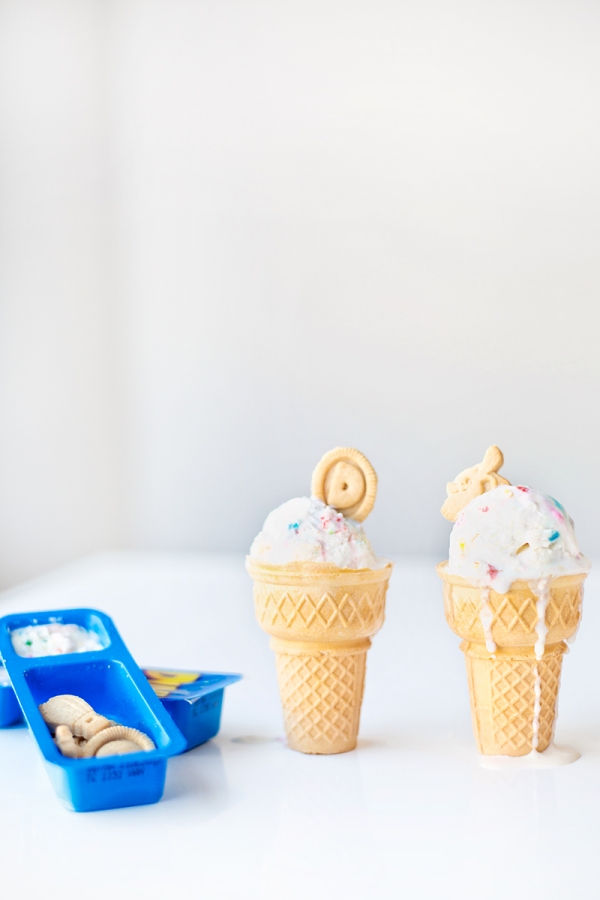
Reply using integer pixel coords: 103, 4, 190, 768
437, 563, 587, 756
462, 641, 565, 755
247, 559, 393, 754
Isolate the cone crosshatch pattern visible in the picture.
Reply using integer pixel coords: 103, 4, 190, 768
249, 562, 391, 643
254, 579, 388, 641
440, 568, 585, 648
272, 640, 367, 754
463, 643, 564, 756
248, 559, 392, 754
437, 564, 587, 756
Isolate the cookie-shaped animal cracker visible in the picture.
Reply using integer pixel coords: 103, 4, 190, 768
54, 724, 84, 759
441, 445, 510, 522
311, 447, 377, 522
39, 694, 112, 740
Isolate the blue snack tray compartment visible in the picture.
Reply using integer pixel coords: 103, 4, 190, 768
0, 608, 186, 812
143, 669, 242, 751
0, 674, 22, 727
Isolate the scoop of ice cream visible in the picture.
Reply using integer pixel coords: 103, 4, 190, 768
249, 496, 386, 569
447, 484, 590, 593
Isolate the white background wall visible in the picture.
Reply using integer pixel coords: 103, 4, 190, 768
0, 0, 599, 587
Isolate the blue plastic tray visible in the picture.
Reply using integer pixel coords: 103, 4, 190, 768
0, 608, 186, 812
0, 668, 242, 750
143, 669, 241, 751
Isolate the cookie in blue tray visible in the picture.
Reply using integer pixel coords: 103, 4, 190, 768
0, 608, 186, 813
143, 668, 241, 751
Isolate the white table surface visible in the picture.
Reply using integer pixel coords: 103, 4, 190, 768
0, 552, 599, 900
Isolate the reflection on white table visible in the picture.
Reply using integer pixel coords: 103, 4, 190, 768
0, 552, 599, 900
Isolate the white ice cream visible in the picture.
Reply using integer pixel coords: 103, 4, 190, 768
249, 496, 386, 569
447, 485, 590, 595
11, 623, 104, 658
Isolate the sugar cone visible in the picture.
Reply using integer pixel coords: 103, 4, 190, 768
247, 559, 393, 754
437, 563, 587, 756
462, 641, 567, 755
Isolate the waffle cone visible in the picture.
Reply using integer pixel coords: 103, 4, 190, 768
463, 641, 565, 755
247, 559, 392, 754
437, 563, 587, 756
437, 564, 585, 647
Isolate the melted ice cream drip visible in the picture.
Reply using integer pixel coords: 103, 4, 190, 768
533, 578, 550, 659
530, 578, 551, 749
479, 587, 496, 654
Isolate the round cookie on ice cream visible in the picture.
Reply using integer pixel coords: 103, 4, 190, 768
311, 447, 378, 522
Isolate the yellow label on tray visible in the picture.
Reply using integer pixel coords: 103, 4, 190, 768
143, 669, 201, 699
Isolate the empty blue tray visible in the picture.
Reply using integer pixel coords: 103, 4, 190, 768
0, 608, 186, 812
143, 668, 241, 751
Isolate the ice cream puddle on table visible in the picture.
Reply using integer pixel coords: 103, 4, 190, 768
442, 447, 590, 768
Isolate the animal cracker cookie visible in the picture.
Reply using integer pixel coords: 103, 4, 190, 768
311, 447, 378, 522
441, 445, 510, 522
40, 694, 155, 759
